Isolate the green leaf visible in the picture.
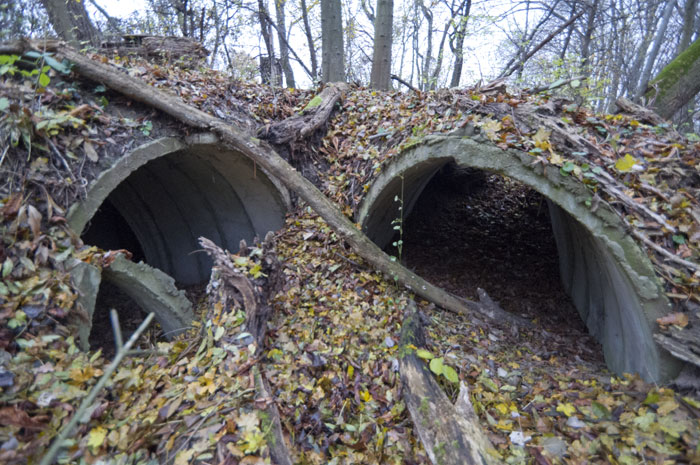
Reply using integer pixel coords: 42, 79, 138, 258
480, 376, 499, 393
38, 72, 50, 87
416, 349, 434, 360
570, 79, 581, 88
442, 365, 459, 383
429, 357, 444, 376
591, 401, 610, 419
672, 234, 686, 245
643, 390, 660, 405
87, 426, 107, 451
561, 161, 576, 173
0, 97, 8, 111
42, 54, 70, 74
1, 258, 12, 278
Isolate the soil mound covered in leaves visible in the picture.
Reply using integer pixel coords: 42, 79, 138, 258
0, 47, 699, 464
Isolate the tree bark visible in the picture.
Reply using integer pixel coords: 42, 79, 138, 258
321, 0, 345, 82
635, 0, 676, 99
645, 37, 700, 119
678, 0, 698, 53
370, 0, 394, 90
13, 40, 532, 327
399, 302, 501, 465
39, 0, 101, 47
258, 0, 280, 86
259, 82, 349, 144
199, 235, 293, 465
274, 0, 296, 88
448, 0, 471, 88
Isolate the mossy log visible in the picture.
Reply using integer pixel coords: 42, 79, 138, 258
259, 82, 349, 145
645, 37, 700, 120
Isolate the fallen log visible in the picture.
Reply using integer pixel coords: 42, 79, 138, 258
7, 39, 527, 326
200, 234, 293, 465
399, 301, 502, 465
259, 83, 349, 145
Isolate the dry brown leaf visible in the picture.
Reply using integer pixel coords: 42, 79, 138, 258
656, 312, 689, 328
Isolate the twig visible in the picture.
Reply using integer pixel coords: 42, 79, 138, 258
391, 74, 419, 93
39, 313, 155, 465
631, 229, 700, 273
110, 309, 123, 351
531, 76, 586, 94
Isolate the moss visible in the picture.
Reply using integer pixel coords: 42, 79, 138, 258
646, 38, 700, 100
259, 411, 276, 446
302, 95, 323, 112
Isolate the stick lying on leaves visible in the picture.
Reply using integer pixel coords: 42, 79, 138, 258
6, 39, 527, 327
40, 313, 155, 465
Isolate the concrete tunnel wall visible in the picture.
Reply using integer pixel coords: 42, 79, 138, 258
357, 134, 682, 383
68, 133, 290, 285
67, 133, 289, 348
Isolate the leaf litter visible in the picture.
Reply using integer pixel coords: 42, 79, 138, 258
0, 49, 698, 464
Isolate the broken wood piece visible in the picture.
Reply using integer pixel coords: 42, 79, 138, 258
201, 235, 293, 464
260, 82, 349, 145
253, 366, 294, 465
399, 301, 502, 465
475, 287, 532, 328
615, 97, 680, 136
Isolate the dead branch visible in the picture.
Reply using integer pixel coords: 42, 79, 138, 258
399, 301, 502, 465
615, 97, 681, 138
260, 82, 349, 145
391, 74, 420, 93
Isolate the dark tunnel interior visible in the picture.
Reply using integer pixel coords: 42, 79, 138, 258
393, 163, 604, 363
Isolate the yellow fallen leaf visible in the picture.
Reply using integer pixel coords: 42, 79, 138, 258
360, 389, 373, 402
614, 153, 639, 172
87, 426, 107, 451
556, 402, 577, 417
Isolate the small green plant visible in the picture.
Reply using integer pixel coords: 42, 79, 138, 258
390, 174, 405, 263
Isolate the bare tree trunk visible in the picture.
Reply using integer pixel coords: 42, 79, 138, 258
39, 0, 101, 47
321, 0, 345, 82
370, 0, 394, 90
418, 0, 433, 90
300, 0, 318, 81
274, 0, 296, 88
635, 0, 676, 99
258, 0, 280, 85
449, 0, 471, 88
678, 0, 698, 53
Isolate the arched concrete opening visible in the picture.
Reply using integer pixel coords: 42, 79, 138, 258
67, 133, 289, 349
69, 133, 290, 285
358, 135, 682, 383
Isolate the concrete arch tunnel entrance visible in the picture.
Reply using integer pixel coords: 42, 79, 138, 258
358, 135, 682, 383
67, 134, 289, 349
